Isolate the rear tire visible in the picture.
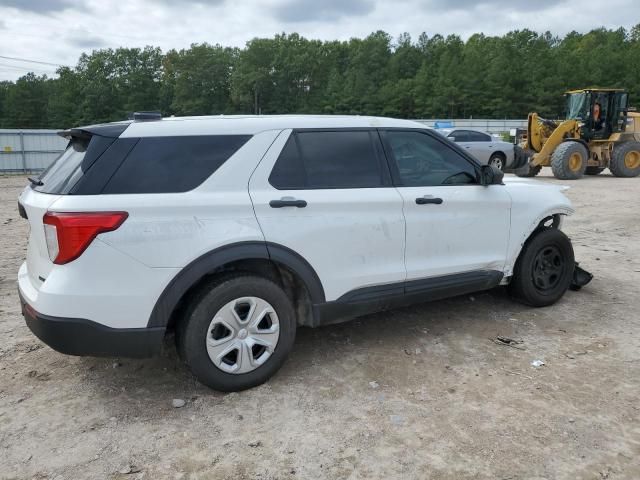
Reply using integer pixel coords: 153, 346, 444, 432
609, 141, 640, 177
585, 166, 605, 175
551, 142, 588, 180
177, 274, 296, 392
488, 153, 506, 171
509, 228, 575, 307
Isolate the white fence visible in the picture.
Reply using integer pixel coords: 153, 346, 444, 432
414, 118, 527, 134
0, 119, 528, 173
0, 130, 67, 173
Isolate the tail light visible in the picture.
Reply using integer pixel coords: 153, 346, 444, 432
42, 212, 128, 264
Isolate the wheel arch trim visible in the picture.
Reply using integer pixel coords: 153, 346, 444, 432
147, 241, 325, 328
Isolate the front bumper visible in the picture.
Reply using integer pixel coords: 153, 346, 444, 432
19, 290, 165, 358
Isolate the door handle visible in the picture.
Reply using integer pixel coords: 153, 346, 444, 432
415, 196, 443, 205
269, 197, 307, 208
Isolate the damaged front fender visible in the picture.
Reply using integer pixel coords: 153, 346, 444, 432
570, 263, 593, 291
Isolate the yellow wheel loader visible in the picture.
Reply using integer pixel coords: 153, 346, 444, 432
515, 88, 640, 179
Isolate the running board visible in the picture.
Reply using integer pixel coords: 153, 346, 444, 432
313, 270, 503, 326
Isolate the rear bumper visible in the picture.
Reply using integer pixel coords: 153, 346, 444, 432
19, 290, 165, 358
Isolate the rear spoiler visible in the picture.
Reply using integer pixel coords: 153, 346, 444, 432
57, 128, 91, 141
58, 122, 131, 140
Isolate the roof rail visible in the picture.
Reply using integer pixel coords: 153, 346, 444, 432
129, 111, 162, 121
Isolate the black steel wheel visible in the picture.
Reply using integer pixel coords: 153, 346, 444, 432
531, 245, 564, 292
509, 228, 575, 307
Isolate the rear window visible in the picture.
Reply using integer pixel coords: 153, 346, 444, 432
33, 135, 115, 194
102, 135, 251, 194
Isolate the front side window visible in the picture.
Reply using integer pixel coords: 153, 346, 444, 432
269, 130, 387, 189
566, 92, 590, 120
385, 130, 478, 187
448, 130, 470, 142
466, 131, 491, 142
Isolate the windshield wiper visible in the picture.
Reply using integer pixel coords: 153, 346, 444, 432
27, 177, 44, 186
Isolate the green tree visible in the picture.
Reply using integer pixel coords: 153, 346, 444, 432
232, 37, 278, 113
47, 67, 81, 128
339, 31, 392, 115
1, 73, 50, 128
166, 43, 237, 116
1, 26, 639, 128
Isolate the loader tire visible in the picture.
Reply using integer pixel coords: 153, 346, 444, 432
609, 141, 640, 177
515, 164, 542, 177
585, 166, 605, 175
551, 142, 588, 180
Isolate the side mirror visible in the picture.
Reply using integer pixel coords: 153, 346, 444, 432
480, 164, 504, 186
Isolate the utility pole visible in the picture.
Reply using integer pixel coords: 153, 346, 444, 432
19, 130, 26, 173
254, 85, 258, 115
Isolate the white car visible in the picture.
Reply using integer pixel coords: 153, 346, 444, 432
18, 114, 581, 392
439, 128, 515, 171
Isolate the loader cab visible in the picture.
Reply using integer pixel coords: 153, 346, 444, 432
565, 89, 629, 140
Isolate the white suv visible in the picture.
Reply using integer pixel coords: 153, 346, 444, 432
18, 114, 582, 391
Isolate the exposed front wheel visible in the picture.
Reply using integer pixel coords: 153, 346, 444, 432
177, 274, 296, 391
509, 228, 575, 307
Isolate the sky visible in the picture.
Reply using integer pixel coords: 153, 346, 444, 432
0, 0, 638, 81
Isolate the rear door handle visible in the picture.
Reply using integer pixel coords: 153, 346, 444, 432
415, 196, 443, 205
269, 197, 307, 208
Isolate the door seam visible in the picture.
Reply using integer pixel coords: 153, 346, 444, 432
247, 129, 288, 244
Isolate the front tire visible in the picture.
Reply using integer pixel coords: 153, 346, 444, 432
609, 141, 640, 177
177, 274, 296, 392
551, 141, 588, 180
509, 228, 575, 307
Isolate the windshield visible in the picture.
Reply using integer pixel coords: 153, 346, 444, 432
566, 92, 590, 120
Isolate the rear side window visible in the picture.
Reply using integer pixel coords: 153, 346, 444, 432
102, 135, 251, 194
269, 130, 387, 189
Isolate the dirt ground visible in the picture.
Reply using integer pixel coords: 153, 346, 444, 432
0, 171, 639, 480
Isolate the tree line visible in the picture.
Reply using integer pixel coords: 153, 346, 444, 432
1, 26, 639, 129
